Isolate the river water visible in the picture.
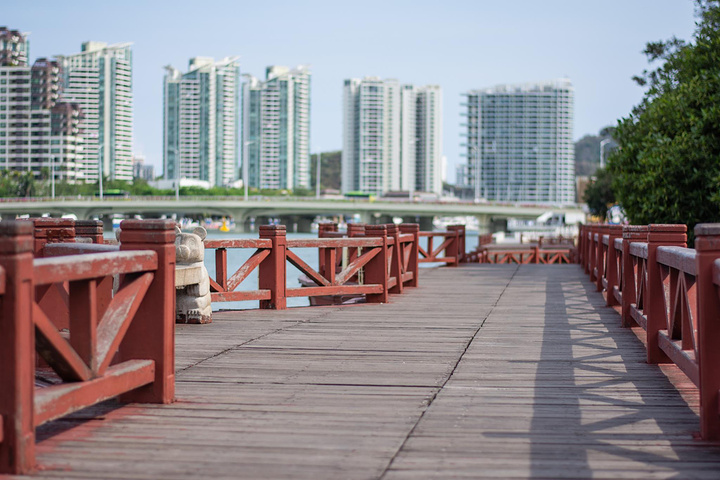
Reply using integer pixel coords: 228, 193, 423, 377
202, 230, 483, 311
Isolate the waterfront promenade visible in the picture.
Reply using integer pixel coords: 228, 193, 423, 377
18, 264, 720, 479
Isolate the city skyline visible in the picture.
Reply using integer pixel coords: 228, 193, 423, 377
4, 0, 697, 182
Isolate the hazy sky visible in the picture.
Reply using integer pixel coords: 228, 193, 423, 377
6, 0, 697, 181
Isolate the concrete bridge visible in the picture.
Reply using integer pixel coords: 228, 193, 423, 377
0, 196, 584, 232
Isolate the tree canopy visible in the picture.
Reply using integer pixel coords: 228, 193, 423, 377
609, 1, 720, 231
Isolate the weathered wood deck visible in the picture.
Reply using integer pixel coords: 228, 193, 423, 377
18, 265, 720, 479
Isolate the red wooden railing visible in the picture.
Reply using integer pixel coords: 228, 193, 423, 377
0, 219, 176, 474
580, 223, 720, 440
479, 245, 574, 264
418, 227, 463, 266
206, 223, 421, 308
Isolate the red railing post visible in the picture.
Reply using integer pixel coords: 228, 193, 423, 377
621, 225, 648, 327
0, 220, 36, 474
258, 225, 287, 310
118, 219, 176, 404
585, 225, 595, 275
74, 219, 113, 320
33, 218, 75, 332
318, 222, 338, 277
533, 245, 540, 264
387, 224, 402, 294
594, 225, 609, 290
445, 226, 460, 267
400, 223, 419, 287
577, 225, 584, 267
646, 224, 687, 365
604, 225, 623, 307
448, 225, 466, 263
31, 218, 75, 256
347, 223, 366, 238
693, 224, 720, 440
364, 225, 388, 304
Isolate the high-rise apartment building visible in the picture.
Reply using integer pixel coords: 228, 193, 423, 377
342, 77, 442, 196
163, 57, 240, 187
0, 28, 82, 183
242, 65, 311, 190
57, 41, 133, 182
461, 79, 574, 204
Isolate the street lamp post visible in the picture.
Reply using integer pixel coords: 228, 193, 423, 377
98, 144, 104, 200
243, 140, 255, 201
315, 151, 321, 199
599, 139, 612, 169
50, 156, 56, 199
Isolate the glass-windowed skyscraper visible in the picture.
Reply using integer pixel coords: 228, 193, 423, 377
163, 57, 240, 187
57, 41, 133, 182
461, 79, 574, 204
242, 65, 311, 190
342, 78, 442, 196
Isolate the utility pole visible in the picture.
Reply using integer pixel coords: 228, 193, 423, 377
315, 151, 321, 199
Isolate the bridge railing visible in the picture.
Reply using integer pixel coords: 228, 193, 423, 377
580, 222, 720, 440
0, 219, 176, 474
206, 223, 421, 309
418, 226, 463, 266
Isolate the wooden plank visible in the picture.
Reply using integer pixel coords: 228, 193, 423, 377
286, 284, 383, 298
211, 290, 271, 302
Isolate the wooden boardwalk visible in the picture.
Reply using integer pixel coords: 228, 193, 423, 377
17, 265, 720, 479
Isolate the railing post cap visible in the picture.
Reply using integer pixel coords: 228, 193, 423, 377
694, 223, 720, 237
399, 223, 419, 232
647, 224, 687, 243
623, 225, 648, 240
385, 224, 398, 234
32, 217, 75, 228
694, 224, 720, 252
0, 220, 34, 253
649, 224, 687, 233
259, 224, 287, 237
119, 219, 176, 245
366, 224, 387, 232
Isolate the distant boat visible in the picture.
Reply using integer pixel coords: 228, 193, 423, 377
219, 218, 230, 232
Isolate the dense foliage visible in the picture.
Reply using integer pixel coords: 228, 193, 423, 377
609, 1, 720, 230
583, 168, 616, 219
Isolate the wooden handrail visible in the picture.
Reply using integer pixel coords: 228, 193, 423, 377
0, 219, 176, 474
582, 222, 720, 440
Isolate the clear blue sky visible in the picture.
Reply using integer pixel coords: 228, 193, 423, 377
6, 0, 697, 182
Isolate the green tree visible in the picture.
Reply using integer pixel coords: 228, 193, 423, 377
583, 168, 616, 219
609, 1, 720, 234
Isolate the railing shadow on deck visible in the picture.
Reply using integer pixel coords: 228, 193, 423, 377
479, 264, 720, 479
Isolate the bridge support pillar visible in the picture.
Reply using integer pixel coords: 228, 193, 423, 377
418, 216, 434, 231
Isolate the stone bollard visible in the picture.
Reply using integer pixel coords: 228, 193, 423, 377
174, 226, 212, 324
